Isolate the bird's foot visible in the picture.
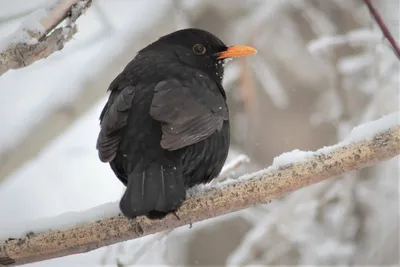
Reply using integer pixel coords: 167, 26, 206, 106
172, 211, 180, 220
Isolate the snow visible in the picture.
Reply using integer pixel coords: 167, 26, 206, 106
0, 99, 124, 240
222, 111, 399, 185
271, 149, 315, 167
0, 201, 119, 240
308, 35, 347, 54
220, 154, 250, 175
348, 111, 398, 139
307, 28, 381, 54
227, 2, 400, 265
0, 97, 128, 265
0, 1, 398, 266
275, 111, 399, 166
337, 53, 374, 75
0, 8, 46, 52
0, 0, 170, 153
0, 1, 173, 265
188, 111, 399, 198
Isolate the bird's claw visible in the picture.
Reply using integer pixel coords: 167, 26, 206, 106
172, 211, 180, 220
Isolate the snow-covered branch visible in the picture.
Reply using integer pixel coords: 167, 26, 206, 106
0, 0, 92, 76
0, 112, 399, 266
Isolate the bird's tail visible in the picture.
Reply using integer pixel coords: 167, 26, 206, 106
119, 159, 186, 219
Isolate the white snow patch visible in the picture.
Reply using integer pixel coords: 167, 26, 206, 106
313, 238, 355, 262
272, 149, 315, 167
186, 183, 209, 198
277, 111, 399, 167
213, 111, 399, 189
344, 111, 399, 144
345, 28, 383, 45
308, 35, 346, 54
307, 28, 381, 54
220, 154, 250, 175
0, 201, 120, 240
217, 57, 232, 68
0, 8, 47, 52
187, 153, 250, 197
337, 53, 374, 75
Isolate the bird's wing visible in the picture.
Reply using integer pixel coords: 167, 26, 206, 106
150, 79, 228, 151
96, 84, 135, 162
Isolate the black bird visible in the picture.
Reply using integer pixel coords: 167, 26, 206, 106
96, 28, 256, 219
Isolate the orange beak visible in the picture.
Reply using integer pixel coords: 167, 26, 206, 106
217, 45, 257, 59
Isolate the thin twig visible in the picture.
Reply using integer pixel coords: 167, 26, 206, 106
210, 154, 250, 184
0, 113, 399, 266
363, 0, 400, 59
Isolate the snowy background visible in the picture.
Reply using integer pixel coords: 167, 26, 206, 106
0, 0, 399, 266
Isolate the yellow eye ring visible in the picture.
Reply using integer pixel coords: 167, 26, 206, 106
192, 44, 206, 55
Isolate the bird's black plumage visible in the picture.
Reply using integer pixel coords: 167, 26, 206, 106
96, 28, 255, 219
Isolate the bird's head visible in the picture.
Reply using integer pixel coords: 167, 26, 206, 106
140, 28, 257, 83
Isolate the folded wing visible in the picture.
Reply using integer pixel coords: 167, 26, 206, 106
150, 79, 228, 151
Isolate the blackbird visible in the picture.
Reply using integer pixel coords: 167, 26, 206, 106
96, 28, 256, 219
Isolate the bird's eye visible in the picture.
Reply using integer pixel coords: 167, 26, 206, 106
192, 44, 206, 55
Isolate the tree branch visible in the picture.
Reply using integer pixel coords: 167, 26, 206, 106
363, 0, 400, 59
0, 113, 399, 266
0, 0, 92, 76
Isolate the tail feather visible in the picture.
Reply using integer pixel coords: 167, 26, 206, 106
119, 159, 186, 219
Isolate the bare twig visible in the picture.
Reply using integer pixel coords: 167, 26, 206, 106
210, 154, 250, 185
363, 0, 400, 59
0, 0, 92, 76
0, 113, 399, 266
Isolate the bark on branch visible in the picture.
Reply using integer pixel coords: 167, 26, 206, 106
0, 116, 399, 266
0, 0, 92, 76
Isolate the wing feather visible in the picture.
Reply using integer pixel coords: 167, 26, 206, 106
96, 86, 135, 162
150, 79, 227, 151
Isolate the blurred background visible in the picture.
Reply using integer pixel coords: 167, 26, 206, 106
0, 0, 399, 266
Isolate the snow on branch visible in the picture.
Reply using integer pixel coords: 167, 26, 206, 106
0, 0, 92, 76
0, 112, 399, 266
